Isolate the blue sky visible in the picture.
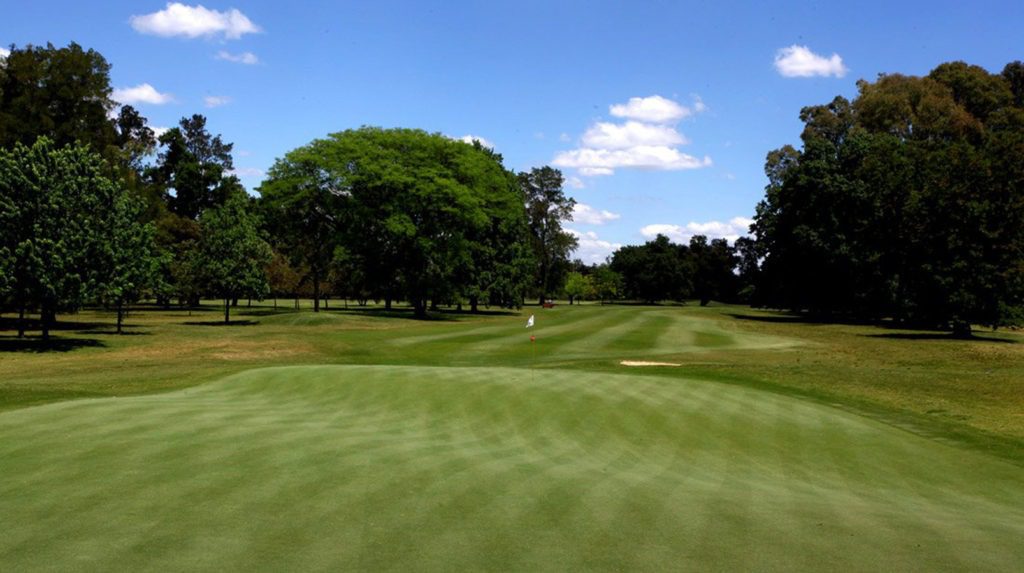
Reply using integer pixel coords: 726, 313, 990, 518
3, 1, 1022, 262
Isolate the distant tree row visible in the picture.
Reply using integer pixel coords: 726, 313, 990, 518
5, 42, 1020, 336
556, 234, 744, 306
750, 61, 1024, 335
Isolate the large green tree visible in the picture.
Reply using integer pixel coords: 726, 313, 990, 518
191, 194, 272, 324
149, 114, 237, 220
0, 138, 140, 338
263, 128, 531, 318
753, 60, 1024, 335
519, 166, 577, 305
610, 235, 691, 303
96, 194, 162, 333
0, 43, 116, 152
258, 141, 345, 312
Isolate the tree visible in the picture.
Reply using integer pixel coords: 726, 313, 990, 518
610, 235, 691, 303
259, 141, 345, 313
96, 194, 162, 333
266, 127, 531, 318
0, 138, 134, 339
752, 60, 1024, 334
563, 272, 593, 305
265, 250, 300, 310
519, 166, 577, 304
191, 194, 272, 323
150, 114, 236, 220
689, 235, 739, 306
0, 43, 117, 152
591, 265, 622, 304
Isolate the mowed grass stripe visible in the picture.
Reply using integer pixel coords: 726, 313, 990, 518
1, 364, 1022, 571
556, 309, 667, 359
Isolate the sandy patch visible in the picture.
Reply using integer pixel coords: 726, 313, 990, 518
620, 360, 681, 367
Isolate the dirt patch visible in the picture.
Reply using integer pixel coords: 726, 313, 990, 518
620, 360, 681, 367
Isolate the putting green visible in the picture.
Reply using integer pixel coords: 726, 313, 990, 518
2, 365, 1021, 571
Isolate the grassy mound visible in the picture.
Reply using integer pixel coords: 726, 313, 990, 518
2, 364, 1022, 570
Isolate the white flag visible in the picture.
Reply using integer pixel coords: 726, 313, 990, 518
525, 314, 535, 328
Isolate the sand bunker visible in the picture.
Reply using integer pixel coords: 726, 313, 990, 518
620, 360, 681, 367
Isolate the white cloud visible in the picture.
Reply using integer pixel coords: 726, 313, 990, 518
0, 48, 9, 59
456, 134, 495, 149
559, 132, 571, 142
204, 95, 232, 108
565, 176, 585, 189
216, 50, 259, 65
572, 203, 620, 225
229, 167, 265, 178
610, 95, 694, 123
113, 83, 174, 105
640, 216, 754, 244
568, 228, 622, 264
581, 120, 688, 149
553, 146, 711, 175
130, 3, 261, 40
556, 94, 710, 177
774, 45, 848, 78
151, 126, 171, 139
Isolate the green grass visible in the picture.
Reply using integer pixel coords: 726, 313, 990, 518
1, 302, 1023, 570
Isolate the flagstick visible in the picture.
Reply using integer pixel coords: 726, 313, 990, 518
531, 335, 536, 383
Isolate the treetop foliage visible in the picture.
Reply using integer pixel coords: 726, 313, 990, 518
754, 60, 1024, 333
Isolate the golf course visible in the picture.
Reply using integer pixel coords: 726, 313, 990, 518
2, 303, 1023, 571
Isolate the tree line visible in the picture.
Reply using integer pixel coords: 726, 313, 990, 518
2, 42, 1022, 337
0, 43, 581, 333
750, 61, 1024, 335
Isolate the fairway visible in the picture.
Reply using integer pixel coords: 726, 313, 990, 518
2, 361, 1023, 571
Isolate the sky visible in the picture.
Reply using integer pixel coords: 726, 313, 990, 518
3, 1, 1022, 263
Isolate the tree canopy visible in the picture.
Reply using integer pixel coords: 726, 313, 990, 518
752, 60, 1024, 334
258, 128, 533, 317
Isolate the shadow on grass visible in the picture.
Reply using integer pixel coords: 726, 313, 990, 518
865, 332, 1018, 344
182, 320, 259, 327
0, 317, 110, 333
0, 337, 106, 353
88, 330, 152, 336
726, 311, 879, 326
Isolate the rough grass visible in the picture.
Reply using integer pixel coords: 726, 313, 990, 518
1, 301, 1023, 570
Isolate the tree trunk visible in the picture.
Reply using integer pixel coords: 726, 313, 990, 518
232, 297, 238, 307
325, 296, 329, 310
274, 297, 277, 310
951, 320, 972, 338
413, 299, 427, 319
18, 304, 25, 338
470, 296, 479, 313
41, 305, 51, 341
313, 275, 321, 313
430, 299, 439, 312
385, 297, 392, 310
117, 300, 124, 334
224, 298, 231, 324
